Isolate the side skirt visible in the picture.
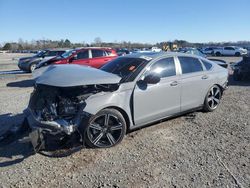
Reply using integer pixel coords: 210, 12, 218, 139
129, 106, 203, 131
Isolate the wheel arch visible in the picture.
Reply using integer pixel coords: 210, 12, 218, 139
215, 83, 224, 95
103, 106, 131, 133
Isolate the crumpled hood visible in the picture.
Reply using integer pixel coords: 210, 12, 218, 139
35, 64, 121, 87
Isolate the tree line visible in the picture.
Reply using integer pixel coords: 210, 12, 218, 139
1, 38, 250, 51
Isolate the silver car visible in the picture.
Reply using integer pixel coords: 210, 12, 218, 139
26, 52, 228, 149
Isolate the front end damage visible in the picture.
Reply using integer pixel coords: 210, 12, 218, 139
25, 83, 118, 153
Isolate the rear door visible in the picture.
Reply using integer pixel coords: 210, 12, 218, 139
89, 49, 111, 68
71, 50, 90, 65
177, 56, 209, 111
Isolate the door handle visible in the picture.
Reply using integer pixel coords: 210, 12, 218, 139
202, 75, 208, 79
170, 81, 178, 86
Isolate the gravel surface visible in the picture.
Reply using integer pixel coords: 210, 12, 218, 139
0, 55, 249, 188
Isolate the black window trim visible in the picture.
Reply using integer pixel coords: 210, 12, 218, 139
91, 49, 106, 58
178, 56, 205, 75
199, 58, 214, 71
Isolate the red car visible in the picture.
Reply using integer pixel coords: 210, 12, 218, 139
36, 47, 117, 69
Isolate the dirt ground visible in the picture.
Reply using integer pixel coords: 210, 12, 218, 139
0, 54, 249, 188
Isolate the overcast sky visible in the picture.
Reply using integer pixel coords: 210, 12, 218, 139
0, 0, 250, 44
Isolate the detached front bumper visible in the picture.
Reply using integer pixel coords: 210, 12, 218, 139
24, 108, 90, 152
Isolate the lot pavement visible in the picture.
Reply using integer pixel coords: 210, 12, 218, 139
0, 53, 33, 71
0, 54, 249, 187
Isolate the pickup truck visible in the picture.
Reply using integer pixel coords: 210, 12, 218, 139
213, 46, 247, 56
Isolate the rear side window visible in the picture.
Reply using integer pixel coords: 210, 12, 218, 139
201, 59, 213, 70
224, 47, 234, 50
45, 51, 58, 56
147, 57, 176, 78
105, 50, 112, 56
178, 57, 203, 74
92, 49, 106, 58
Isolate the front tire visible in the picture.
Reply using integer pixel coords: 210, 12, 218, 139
235, 52, 241, 57
84, 109, 126, 148
203, 85, 222, 112
29, 63, 36, 73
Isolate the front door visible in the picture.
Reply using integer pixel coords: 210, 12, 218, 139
71, 50, 90, 65
133, 57, 181, 126
223, 47, 235, 56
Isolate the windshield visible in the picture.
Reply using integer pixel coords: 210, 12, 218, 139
101, 57, 149, 81
61, 50, 75, 58
36, 50, 47, 57
43, 50, 65, 57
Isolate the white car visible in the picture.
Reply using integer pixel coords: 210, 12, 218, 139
213, 46, 247, 56
151, 47, 162, 52
202, 47, 220, 55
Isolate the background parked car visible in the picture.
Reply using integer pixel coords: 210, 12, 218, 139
179, 48, 207, 58
18, 49, 67, 72
202, 47, 221, 55
233, 56, 250, 80
213, 46, 247, 56
36, 47, 117, 69
116, 49, 131, 56
151, 47, 162, 52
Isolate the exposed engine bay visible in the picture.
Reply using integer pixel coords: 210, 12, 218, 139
26, 83, 119, 153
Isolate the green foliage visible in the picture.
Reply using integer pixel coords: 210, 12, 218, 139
3, 43, 12, 50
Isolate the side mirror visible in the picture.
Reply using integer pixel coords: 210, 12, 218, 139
143, 74, 160, 84
69, 55, 77, 63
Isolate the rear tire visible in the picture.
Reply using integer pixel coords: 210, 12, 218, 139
203, 85, 222, 112
215, 52, 221, 56
84, 109, 126, 148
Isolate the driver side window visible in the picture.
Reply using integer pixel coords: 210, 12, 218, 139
76, 50, 89, 60
145, 57, 176, 78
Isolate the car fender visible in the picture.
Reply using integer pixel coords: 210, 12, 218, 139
83, 86, 134, 127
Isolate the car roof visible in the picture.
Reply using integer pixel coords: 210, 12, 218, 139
124, 51, 203, 60
74, 47, 114, 51
47, 48, 70, 51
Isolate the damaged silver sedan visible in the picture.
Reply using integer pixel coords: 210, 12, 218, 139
25, 52, 228, 150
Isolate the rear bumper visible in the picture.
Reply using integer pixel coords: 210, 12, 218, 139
222, 80, 229, 90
